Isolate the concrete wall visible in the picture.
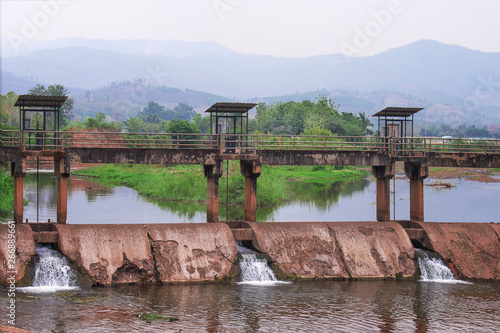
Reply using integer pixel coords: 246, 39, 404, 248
56, 223, 238, 285
417, 222, 500, 280
2, 221, 499, 285
0, 224, 35, 285
248, 222, 417, 279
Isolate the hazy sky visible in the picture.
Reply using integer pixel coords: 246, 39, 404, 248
1, 0, 499, 57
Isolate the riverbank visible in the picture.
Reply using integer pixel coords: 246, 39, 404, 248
0, 164, 14, 218
73, 163, 367, 207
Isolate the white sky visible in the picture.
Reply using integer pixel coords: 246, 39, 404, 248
1, 0, 499, 58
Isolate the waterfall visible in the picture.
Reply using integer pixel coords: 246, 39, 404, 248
415, 249, 469, 284
19, 244, 79, 293
237, 244, 289, 286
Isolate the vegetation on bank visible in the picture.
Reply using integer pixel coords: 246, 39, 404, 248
0, 164, 15, 219
73, 163, 367, 206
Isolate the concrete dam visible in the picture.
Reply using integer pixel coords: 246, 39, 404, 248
2, 221, 499, 286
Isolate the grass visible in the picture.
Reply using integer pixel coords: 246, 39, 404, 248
73, 163, 367, 207
132, 312, 179, 324
56, 292, 101, 303
0, 164, 14, 219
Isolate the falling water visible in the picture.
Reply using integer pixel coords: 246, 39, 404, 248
415, 249, 469, 284
19, 244, 79, 293
237, 244, 289, 286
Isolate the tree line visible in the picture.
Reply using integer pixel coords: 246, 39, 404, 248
2, 85, 498, 138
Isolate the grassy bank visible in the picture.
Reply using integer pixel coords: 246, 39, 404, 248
73, 163, 367, 206
0, 164, 14, 219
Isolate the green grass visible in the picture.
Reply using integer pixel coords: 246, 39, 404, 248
132, 312, 178, 324
0, 164, 14, 219
73, 163, 367, 207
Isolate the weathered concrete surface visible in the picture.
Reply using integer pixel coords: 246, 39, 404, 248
248, 222, 417, 279
258, 150, 393, 166
55, 224, 156, 285
0, 224, 35, 285
426, 152, 500, 168
417, 222, 500, 280
65, 148, 217, 165
146, 223, 238, 283
326, 222, 417, 279
248, 222, 350, 279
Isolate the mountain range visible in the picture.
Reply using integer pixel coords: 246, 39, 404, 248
2, 38, 499, 126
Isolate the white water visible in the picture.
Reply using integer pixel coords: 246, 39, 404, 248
19, 244, 79, 293
237, 245, 289, 286
416, 249, 470, 284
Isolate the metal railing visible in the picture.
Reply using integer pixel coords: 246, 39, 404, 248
1, 130, 499, 155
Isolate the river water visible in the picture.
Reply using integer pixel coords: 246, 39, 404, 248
2, 171, 499, 332
19, 171, 500, 223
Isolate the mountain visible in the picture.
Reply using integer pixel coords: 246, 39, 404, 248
74, 81, 232, 120
1, 37, 236, 58
2, 38, 499, 125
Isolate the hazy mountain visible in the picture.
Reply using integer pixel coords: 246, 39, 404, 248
1, 37, 236, 58
2, 38, 499, 125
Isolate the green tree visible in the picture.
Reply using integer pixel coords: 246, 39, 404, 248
0, 92, 19, 127
28, 84, 74, 127
192, 114, 210, 133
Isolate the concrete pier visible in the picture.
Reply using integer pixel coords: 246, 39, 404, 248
204, 162, 223, 222
371, 165, 394, 221
240, 160, 261, 222
404, 162, 429, 221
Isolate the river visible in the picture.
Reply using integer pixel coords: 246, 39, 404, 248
2, 171, 499, 332
19, 171, 500, 223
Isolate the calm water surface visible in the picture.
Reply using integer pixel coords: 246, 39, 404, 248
20, 172, 500, 223
2, 281, 499, 332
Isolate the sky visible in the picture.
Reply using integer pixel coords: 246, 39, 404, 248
1, 0, 499, 58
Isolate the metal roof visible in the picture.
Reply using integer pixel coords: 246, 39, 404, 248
372, 107, 423, 118
14, 95, 67, 108
205, 102, 257, 113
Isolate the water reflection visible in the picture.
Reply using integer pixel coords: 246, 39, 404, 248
3, 280, 499, 332
20, 172, 499, 223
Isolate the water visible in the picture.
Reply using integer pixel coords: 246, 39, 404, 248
18, 172, 500, 223
237, 245, 288, 286
18, 244, 78, 293
3, 281, 499, 332
415, 249, 471, 284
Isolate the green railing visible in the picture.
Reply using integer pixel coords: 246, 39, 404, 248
1, 130, 499, 155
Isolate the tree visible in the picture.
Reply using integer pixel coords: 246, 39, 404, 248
28, 84, 74, 127
0, 92, 19, 127
192, 114, 210, 133
358, 112, 374, 135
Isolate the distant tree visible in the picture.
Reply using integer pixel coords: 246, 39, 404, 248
358, 112, 374, 135
192, 114, 211, 133
125, 117, 146, 133
173, 103, 196, 120
28, 84, 74, 127
0, 92, 19, 127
